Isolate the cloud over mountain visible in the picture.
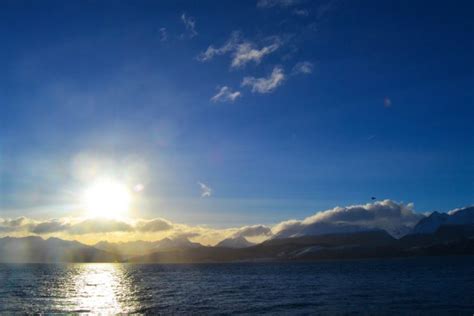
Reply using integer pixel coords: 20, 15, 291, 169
233, 225, 272, 238
272, 200, 424, 238
2, 200, 471, 245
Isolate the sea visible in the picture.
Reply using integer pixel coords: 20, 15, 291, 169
0, 256, 473, 315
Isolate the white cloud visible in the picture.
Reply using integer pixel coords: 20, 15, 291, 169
198, 182, 212, 197
272, 200, 424, 238
257, 0, 299, 8
231, 40, 281, 68
242, 66, 285, 93
197, 32, 239, 62
197, 32, 281, 68
5, 201, 474, 245
233, 225, 272, 238
211, 86, 242, 103
292, 61, 314, 75
181, 13, 197, 38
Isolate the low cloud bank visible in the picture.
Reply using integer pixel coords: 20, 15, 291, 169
2, 200, 469, 244
272, 200, 424, 238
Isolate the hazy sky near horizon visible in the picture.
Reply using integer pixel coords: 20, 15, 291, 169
0, 0, 473, 229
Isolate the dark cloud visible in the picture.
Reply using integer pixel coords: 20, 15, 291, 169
30, 220, 70, 234
0, 217, 29, 233
135, 218, 173, 232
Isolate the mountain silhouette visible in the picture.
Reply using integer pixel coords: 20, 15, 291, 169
0, 236, 120, 263
216, 236, 255, 248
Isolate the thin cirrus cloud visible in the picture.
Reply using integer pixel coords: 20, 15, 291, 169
293, 8, 309, 16
159, 27, 168, 42
211, 86, 242, 103
197, 32, 282, 69
292, 61, 314, 75
242, 66, 285, 93
257, 0, 300, 8
198, 182, 212, 197
181, 13, 197, 38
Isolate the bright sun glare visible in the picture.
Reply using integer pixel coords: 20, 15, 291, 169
82, 179, 131, 218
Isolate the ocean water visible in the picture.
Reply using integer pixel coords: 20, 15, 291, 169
0, 256, 473, 315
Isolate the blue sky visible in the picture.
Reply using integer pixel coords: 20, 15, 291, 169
0, 0, 473, 227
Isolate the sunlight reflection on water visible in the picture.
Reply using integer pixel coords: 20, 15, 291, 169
71, 264, 126, 313
0, 258, 473, 314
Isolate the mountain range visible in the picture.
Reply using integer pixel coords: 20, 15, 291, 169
1, 207, 473, 263
412, 206, 474, 234
93, 235, 202, 259
0, 236, 120, 263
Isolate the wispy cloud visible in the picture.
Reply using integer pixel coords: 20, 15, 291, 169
316, 0, 339, 20
198, 182, 212, 197
292, 61, 314, 75
258, 0, 339, 23
159, 27, 168, 42
197, 32, 239, 62
181, 13, 197, 38
232, 39, 281, 68
198, 32, 282, 68
242, 66, 285, 93
293, 8, 309, 16
257, 0, 299, 8
211, 86, 242, 103
233, 225, 272, 238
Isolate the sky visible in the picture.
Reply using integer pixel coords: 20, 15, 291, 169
0, 0, 473, 244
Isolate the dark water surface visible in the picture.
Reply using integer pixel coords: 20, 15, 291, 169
0, 256, 473, 315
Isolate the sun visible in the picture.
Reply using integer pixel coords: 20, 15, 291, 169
82, 179, 131, 219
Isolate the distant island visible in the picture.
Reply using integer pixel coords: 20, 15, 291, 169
1, 207, 473, 263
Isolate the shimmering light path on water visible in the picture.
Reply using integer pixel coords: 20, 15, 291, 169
0, 256, 473, 314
